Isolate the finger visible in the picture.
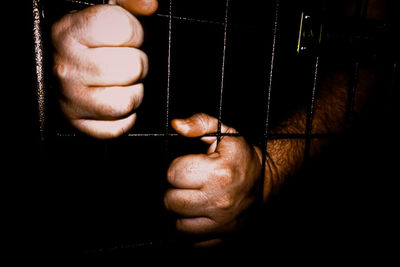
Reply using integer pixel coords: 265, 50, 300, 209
172, 113, 239, 154
110, 0, 159, 16
171, 113, 237, 140
167, 154, 215, 189
60, 83, 144, 120
71, 113, 137, 139
72, 47, 148, 87
164, 189, 208, 217
176, 217, 217, 235
58, 5, 144, 48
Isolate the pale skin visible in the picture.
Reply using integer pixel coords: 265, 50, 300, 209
52, 0, 387, 246
52, 0, 158, 139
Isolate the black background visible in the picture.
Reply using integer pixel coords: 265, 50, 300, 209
6, 0, 398, 264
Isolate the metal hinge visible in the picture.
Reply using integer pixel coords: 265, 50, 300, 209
297, 11, 323, 55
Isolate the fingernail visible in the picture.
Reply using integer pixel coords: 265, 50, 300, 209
172, 118, 190, 131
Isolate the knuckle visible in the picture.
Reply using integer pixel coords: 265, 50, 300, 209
214, 194, 234, 210
53, 60, 69, 80
90, 5, 126, 24
111, 99, 133, 118
51, 16, 69, 42
215, 167, 233, 187
111, 50, 145, 85
92, 5, 143, 46
139, 51, 149, 79
194, 113, 209, 127
51, 21, 62, 42
100, 86, 143, 118
163, 190, 172, 211
166, 168, 174, 185
166, 158, 180, 185
126, 86, 144, 111
51, 13, 79, 50
125, 51, 145, 82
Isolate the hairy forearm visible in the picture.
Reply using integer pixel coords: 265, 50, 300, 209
262, 69, 375, 201
260, 0, 389, 201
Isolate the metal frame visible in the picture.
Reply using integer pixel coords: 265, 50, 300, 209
32, 0, 398, 253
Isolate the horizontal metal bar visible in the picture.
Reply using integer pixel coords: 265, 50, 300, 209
64, 0, 96, 6
55, 132, 338, 140
63, 1, 225, 25
156, 13, 224, 25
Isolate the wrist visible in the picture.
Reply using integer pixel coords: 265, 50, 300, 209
253, 145, 281, 202
258, 137, 307, 202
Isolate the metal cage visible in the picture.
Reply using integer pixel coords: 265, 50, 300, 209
32, 0, 398, 257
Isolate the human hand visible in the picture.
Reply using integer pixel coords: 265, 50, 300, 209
164, 113, 264, 246
51, 0, 158, 139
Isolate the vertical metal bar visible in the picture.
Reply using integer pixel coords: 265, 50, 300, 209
163, 1, 177, 247
165, 0, 173, 141
261, 0, 280, 197
346, 61, 360, 128
33, 0, 47, 142
346, 0, 368, 128
304, 55, 320, 158
304, 0, 327, 159
264, 0, 280, 140
216, 0, 231, 144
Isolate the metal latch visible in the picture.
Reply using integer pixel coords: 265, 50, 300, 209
297, 12, 323, 55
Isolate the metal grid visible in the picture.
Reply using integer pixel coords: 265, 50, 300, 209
34, 0, 394, 146
32, 0, 398, 254
33, 0, 322, 154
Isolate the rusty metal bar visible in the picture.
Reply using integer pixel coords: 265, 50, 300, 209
33, 0, 47, 142
216, 0, 231, 144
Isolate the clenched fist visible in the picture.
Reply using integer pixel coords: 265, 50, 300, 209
51, 0, 158, 139
164, 113, 264, 246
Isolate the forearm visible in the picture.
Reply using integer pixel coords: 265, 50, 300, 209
261, 69, 376, 201
259, 0, 392, 201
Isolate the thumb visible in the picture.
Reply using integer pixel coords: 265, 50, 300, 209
171, 113, 237, 145
109, 0, 158, 15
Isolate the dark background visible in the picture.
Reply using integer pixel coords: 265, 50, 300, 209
7, 0, 397, 264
